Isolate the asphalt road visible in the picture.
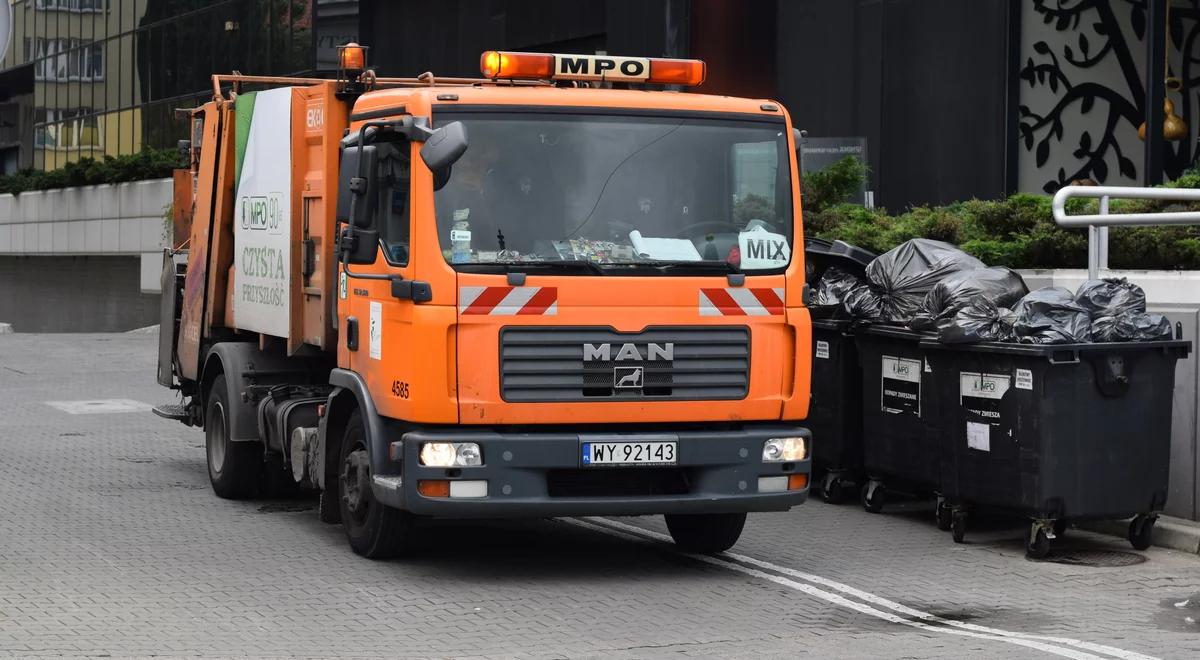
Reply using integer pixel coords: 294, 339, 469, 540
2, 333, 1199, 659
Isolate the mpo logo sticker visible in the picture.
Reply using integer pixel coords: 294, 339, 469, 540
555, 54, 651, 82
240, 193, 284, 234
881, 355, 921, 416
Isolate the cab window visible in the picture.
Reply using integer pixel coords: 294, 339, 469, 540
374, 140, 410, 265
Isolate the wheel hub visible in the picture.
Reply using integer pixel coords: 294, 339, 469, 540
341, 448, 371, 522
207, 401, 227, 472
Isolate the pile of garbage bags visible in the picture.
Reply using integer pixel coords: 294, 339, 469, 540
811, 237, 1173, 344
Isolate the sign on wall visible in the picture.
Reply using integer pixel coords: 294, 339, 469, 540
232, 88, 292, 338
800, 137, 871, 206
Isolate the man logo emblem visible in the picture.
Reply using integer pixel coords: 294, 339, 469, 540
613, 366, 644, 389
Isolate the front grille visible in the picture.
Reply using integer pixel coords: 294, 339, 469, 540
546, 467, 693, 497
500, 326, 750, 402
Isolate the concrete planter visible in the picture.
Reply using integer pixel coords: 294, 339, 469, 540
0, 178, 170, 256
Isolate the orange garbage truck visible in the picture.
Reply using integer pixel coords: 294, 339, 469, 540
155, 46, 813, 558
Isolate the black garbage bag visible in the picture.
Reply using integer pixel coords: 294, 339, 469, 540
811, 266, 863, 319
863, 239, 985, 324
842, 283, 884, 321
1011, 287, 1092, 344
1074, 278, 1147, 317
937, 298, 1018, 344
910, 266, 1028, 332
1092, 313, 1173, 342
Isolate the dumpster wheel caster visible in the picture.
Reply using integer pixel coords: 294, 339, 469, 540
935, 500, 953, 531
821, 474, 846, 504
861, 481, 885, 514
1026, 525, 1051, 559
1128, 514, 1156, 551
950, 511, 967, 544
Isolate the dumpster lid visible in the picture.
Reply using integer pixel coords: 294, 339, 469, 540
805, 238, 876, 270
864, 325, 934, 342
812, 318, 854, 332
919, 337, 1192, 359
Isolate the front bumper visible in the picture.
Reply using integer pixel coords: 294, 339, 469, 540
371, 425, 811, 518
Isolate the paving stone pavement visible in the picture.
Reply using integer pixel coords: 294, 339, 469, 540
1, 333, 1199, 659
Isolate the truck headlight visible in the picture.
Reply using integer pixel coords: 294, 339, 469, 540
762, 437, 806, 462
419, 442, 483, 467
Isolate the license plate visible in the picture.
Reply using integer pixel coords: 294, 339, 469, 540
582, 441, 677, 466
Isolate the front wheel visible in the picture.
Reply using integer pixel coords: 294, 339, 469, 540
665, 512, 747, 554
339, 410, 414, 559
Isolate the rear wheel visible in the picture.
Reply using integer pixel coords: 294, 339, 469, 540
205, 374, 261, 499
1128, 514, 1156, 551
339, 410, 414, 559
821, 473, 846, 504
935, 500, 953, 531
860, 481, 885, 514
665, 512, 747, 554
1026, 525, 1051, 559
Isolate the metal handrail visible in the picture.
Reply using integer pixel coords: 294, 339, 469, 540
1052, 184, 1200, 278
1052, 185, 1200, 227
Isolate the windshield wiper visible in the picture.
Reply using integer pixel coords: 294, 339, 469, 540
494, 260, 606, 275
641, 260, 742, 274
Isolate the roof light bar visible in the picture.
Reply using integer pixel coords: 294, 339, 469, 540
480, 51, 706, 86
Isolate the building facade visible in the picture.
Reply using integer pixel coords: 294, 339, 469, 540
2, 0, 1197, 207
0, 0, 356, 174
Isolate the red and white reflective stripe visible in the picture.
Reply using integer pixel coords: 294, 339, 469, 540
459, 286, 558, 316
699, 287, 785, 316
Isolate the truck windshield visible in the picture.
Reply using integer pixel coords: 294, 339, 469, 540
432, 112, 794, 273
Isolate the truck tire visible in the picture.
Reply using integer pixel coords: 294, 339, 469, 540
664, 512, 747, 554
205, 374, 262, 499
338, 410, 414, 559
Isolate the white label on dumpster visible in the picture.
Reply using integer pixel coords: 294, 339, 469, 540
967, 421, 991, 452
815, 340, 830, 359
959, 372, 1010, 401
881, 356, 922, 415
1015, 368, 1033, 390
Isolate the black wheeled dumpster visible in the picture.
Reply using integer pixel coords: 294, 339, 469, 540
808, 319, 865, 503
854, 326, 943, 515
804, 238, 876, 503
921, 337, 1191, 558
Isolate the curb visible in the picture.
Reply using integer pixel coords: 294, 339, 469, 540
1081, 515, 1200, 554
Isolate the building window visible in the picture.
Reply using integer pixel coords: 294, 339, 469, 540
35, 109, 102, 149
30, 39, 104, 81
34, 0, 109, 13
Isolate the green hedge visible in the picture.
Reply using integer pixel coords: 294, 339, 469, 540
804, 158, 1200, 270
0, 148, 185, 195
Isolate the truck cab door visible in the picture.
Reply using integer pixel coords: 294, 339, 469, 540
340, 137, 417, 408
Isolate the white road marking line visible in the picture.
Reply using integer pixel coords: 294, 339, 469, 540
45, 399, 153, 415
570, 517, 1157, 660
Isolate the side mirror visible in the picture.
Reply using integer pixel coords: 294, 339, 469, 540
792, 128, 807, 152
336, 144, 377, 228
420, 121, 468, 173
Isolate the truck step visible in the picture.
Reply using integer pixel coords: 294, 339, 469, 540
152, 403, 192, 422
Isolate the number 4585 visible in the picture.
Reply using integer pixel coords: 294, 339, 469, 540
391, 380, 410, 399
